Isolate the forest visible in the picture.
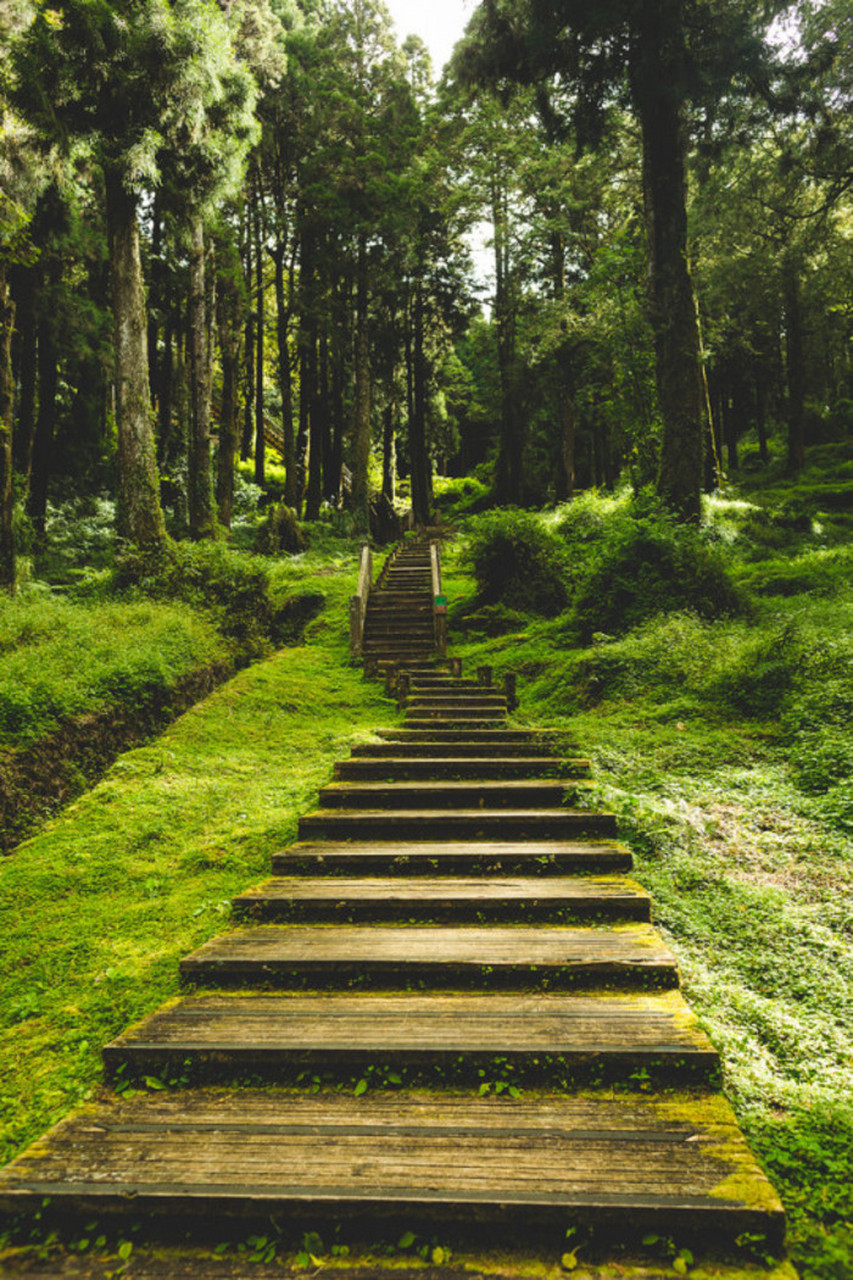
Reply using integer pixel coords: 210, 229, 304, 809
0, 0, 850, 1277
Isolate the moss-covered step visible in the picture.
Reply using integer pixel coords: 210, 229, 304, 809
177, 922, 678, 990
297, 808, 617, 841
103, 989, 718, 1085
0, 1090, 784, 1250
316, 780, 593, 809
272, 838, 633, 876
230, 873, 651, 923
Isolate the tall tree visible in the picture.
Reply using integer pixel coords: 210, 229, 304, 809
453, 0, 780, 519
11, 0, 257, 547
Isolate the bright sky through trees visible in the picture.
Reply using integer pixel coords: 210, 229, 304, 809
383, 0, 474, 72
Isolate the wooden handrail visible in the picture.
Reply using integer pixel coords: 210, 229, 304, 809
430, 540, 447, 658
349, 542, 373, 660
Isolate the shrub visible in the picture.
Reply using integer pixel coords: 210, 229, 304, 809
569, 505, 745, 641
464, 510, 570, 617
253, 505, 308, 556
118, 541, 274, 647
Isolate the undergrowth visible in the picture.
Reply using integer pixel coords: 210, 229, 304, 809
0, 623, 391, 1164
441, 453, 852, 1280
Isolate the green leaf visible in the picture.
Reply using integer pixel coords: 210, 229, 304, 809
397, 1231, 416, 1249
354, 1078, 368, 1096
117, 1241, 133, 1261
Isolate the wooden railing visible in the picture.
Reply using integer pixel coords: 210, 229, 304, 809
430, 540, 447, 658
349, 543, 373, 659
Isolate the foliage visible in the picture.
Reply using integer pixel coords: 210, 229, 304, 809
253, 503, 308, 555
0, 594, 226, 749
566, 496, 746, 641
464, 508, 570, 617
439, 459, 852, 1279
117, 539, 277, 649
0, 640, 390, 1166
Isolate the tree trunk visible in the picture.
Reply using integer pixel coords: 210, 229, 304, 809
253, 202, 265, 487
104, 169, 165, 548
784, 256, 805, 473
409, 283, 431, 526
558, 389, 576, 501
11, 265, 36, 482
157, 317, 174, 467
0, 266, 15, 591
273, 244, 297, 507
188, 219, 214, 539
492, 176, 522, 505
634, 0, 704, 521
351, 235, 371, 534
382, 398, 396, 503
25, 293, 57, 537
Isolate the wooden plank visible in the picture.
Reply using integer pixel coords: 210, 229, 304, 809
297, 809, 618, 841
178, 923, 679, 990
272, 839, 634, 876
334, 758, 589, 780
104, 990, 718, 1081
231, 875, 651, 922
0, 1090, 784, 1248
317, 781, 591, 809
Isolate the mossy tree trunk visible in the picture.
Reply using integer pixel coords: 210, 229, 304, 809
105, 169, 166, 549
0, 265, 15, 592
634, 0, 705, 522
188, 218, 214, 540
351, 235, 371, 535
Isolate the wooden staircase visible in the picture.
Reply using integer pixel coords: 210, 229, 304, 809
0, 541, 787, 1272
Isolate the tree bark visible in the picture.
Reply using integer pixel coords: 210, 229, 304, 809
351, 235, 371, 534
492, 175, 522, 505
784, 256, 806, 473
26, 291, 58, 537
188, 219, 214, 539
11, 265, 36, 482
0, 266, 15, 592
273, 243, 297, 507
382, 398, 396, 503
409, 283, 432, 526
105, 169, 165, 548
253, 200, 265, 487
216, 255, 243, 529
555, 387, 575, 501
633, 0, 704, 521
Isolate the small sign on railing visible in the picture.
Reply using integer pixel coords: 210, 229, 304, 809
434, 595, 447, 614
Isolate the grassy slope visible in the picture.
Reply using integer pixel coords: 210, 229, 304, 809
438, 457, 851, 1280
0, 555, 393, 1165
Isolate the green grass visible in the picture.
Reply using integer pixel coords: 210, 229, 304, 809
0, 613, 393, 1164
0, 595, 228, 749
439, 468, 852, 1280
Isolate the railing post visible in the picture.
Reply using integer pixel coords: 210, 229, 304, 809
350, 542, 373, 661
477, 665, 493, 687
430, 540, 447, 659
349, 595, 363, 659
504, 671, 518, 711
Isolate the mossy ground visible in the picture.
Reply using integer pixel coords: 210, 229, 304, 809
437, 453, 851, 1280
0, 554, 392, 1168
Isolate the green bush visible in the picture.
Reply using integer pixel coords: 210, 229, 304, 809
569, 504, 745, 641
464, 510, 570, 617
118, 541, 274, 647
253, 505, 308, 556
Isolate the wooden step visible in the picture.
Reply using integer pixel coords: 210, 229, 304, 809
333, 757, 589, 780
178, 922, 678, 990
104, 990, 717, 1084
402, 716, 509, 729
375, 728, 567, 745
273, 839, 633, 876
231, 874, 651, 923
298, 808, 617, 841
0, 1091, 783, 1249
316, 780, 589, 809
351, 742, 583, 760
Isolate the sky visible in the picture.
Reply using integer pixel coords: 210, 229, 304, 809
382, 0, 477, 75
